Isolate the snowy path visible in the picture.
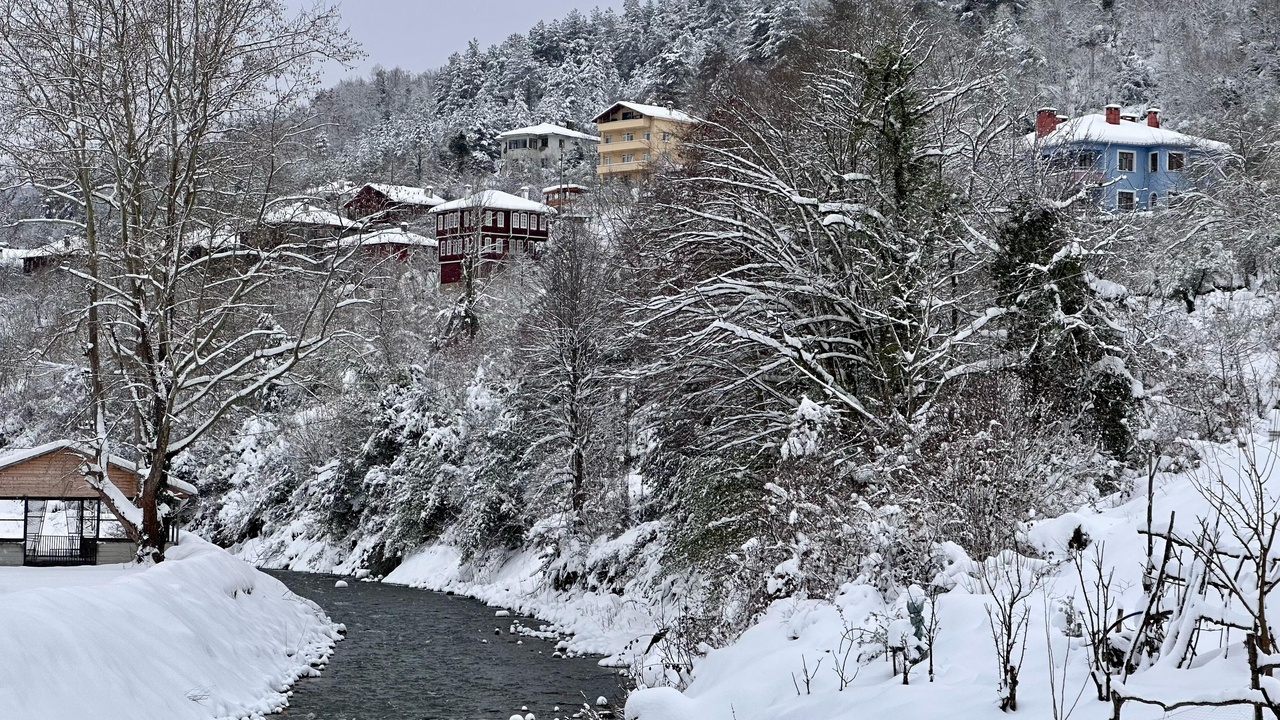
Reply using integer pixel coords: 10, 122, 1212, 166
271, 571, 620, 720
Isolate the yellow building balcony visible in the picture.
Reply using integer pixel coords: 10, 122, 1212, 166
597, 160, 650, 178
600, 138, 652, 154
597, 118, 651, 136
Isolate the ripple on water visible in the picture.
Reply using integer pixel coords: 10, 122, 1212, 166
268, 570, 623, 720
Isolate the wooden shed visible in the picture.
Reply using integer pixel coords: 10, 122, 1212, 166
0, 441, 195, 566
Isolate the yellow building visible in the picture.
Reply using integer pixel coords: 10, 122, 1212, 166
592, 101, 695, 182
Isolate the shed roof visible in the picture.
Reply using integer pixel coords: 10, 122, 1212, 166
326, 227, 437, 249
497, 123, 599, 142
263, 201, 358, 229
0, 440, 198, 496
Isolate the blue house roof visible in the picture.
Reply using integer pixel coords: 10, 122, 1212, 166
1027, 110, 1230, 212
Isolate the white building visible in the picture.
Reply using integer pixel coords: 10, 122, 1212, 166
496, 123, 599, 168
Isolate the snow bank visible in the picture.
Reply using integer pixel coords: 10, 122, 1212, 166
384, 541, 662, 661
626, 434, 1280, 720
0, 536, 342, 720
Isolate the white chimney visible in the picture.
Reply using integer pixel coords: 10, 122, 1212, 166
519, 185, 530, 200
463, 184, 473, 197
424, 185, 434, 198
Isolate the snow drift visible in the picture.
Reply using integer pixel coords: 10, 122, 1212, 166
0, 536, 342, 720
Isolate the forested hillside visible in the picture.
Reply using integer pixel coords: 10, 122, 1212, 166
7, 0, 1280, 716
305, 0, 806, 186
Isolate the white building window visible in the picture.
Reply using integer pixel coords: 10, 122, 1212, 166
642, 153, 650, 162
1117, 151, 1135, 172
1168, 151, 1186, 171
603, 135, 612, 144
1117, 189, 1136, 212
661, 132, 671, 141
643, 131, 651, 141
622, 132, 634, 142
622, 154, 634, 163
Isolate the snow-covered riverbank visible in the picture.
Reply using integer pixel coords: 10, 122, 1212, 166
233, 520, 674, 664
0, 537, 343, 720
624, 436, 1280, 720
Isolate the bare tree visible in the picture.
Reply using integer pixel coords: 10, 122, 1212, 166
519, 218, 621, 521
969, 550, 1051, 712
0, 0, 361, 560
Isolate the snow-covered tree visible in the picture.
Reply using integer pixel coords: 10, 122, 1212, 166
0, 0, 362, 560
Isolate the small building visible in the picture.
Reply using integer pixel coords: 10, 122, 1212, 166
542, 183, 590, 209
593, 101, 696, 183
326, 225, 438, 263
0, 237, 84, 274
258, 201, 360, 247
342, 183, 446, 226
496, 123, 600, 169
1030, 105, 1231, 212
429, 189, 555, 285
0, 441, 196, 566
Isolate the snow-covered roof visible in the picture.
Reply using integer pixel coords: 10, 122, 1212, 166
1030, 114, 1232, 153
593, 101, 696, 124
360, 183, 447, 207
429, 190, 557, 215
0, 440, 198, 496
497, 123, 599, 142
184, 225, 241, 250
304, 179, 359, 198
0, 236, 86, 261
263, 202, 358, 229
326, 227, 437, 249
542, 184, 590, 194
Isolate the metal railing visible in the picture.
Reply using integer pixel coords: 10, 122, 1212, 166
24, 535, 98, 566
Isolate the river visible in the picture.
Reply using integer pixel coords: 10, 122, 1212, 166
270, 571, 622, 720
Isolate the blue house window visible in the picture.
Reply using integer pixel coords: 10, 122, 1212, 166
1118, 151, 1136, 172
1117, 190, 1136, 212
1150, 193, 1158, 208
1168, 152, 1186, 171
1076, 151, 1096, 169
1149, 152, 1159, 173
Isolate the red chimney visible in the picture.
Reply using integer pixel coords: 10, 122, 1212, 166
1146, 108, 1161, 128
1105, 104, 1121, 125
1035, 107, 1059, 138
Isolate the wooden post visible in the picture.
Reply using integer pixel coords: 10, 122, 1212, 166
20, 496, 27, 566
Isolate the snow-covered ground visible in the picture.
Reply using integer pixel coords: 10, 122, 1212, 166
0, 537, 343, 720
624, 435, 1280, 720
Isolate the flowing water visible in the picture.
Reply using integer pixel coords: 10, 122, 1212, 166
270, 571, 622, 720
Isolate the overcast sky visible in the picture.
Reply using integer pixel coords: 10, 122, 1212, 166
300, 0, 624, 84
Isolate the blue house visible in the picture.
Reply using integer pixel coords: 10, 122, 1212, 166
1029, 104, 1230, 212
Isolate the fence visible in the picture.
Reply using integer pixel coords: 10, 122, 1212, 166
24, 535, 98, 566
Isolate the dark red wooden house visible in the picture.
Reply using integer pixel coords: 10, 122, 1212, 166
429, 189, 555, 285
342, 183, 446, 226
